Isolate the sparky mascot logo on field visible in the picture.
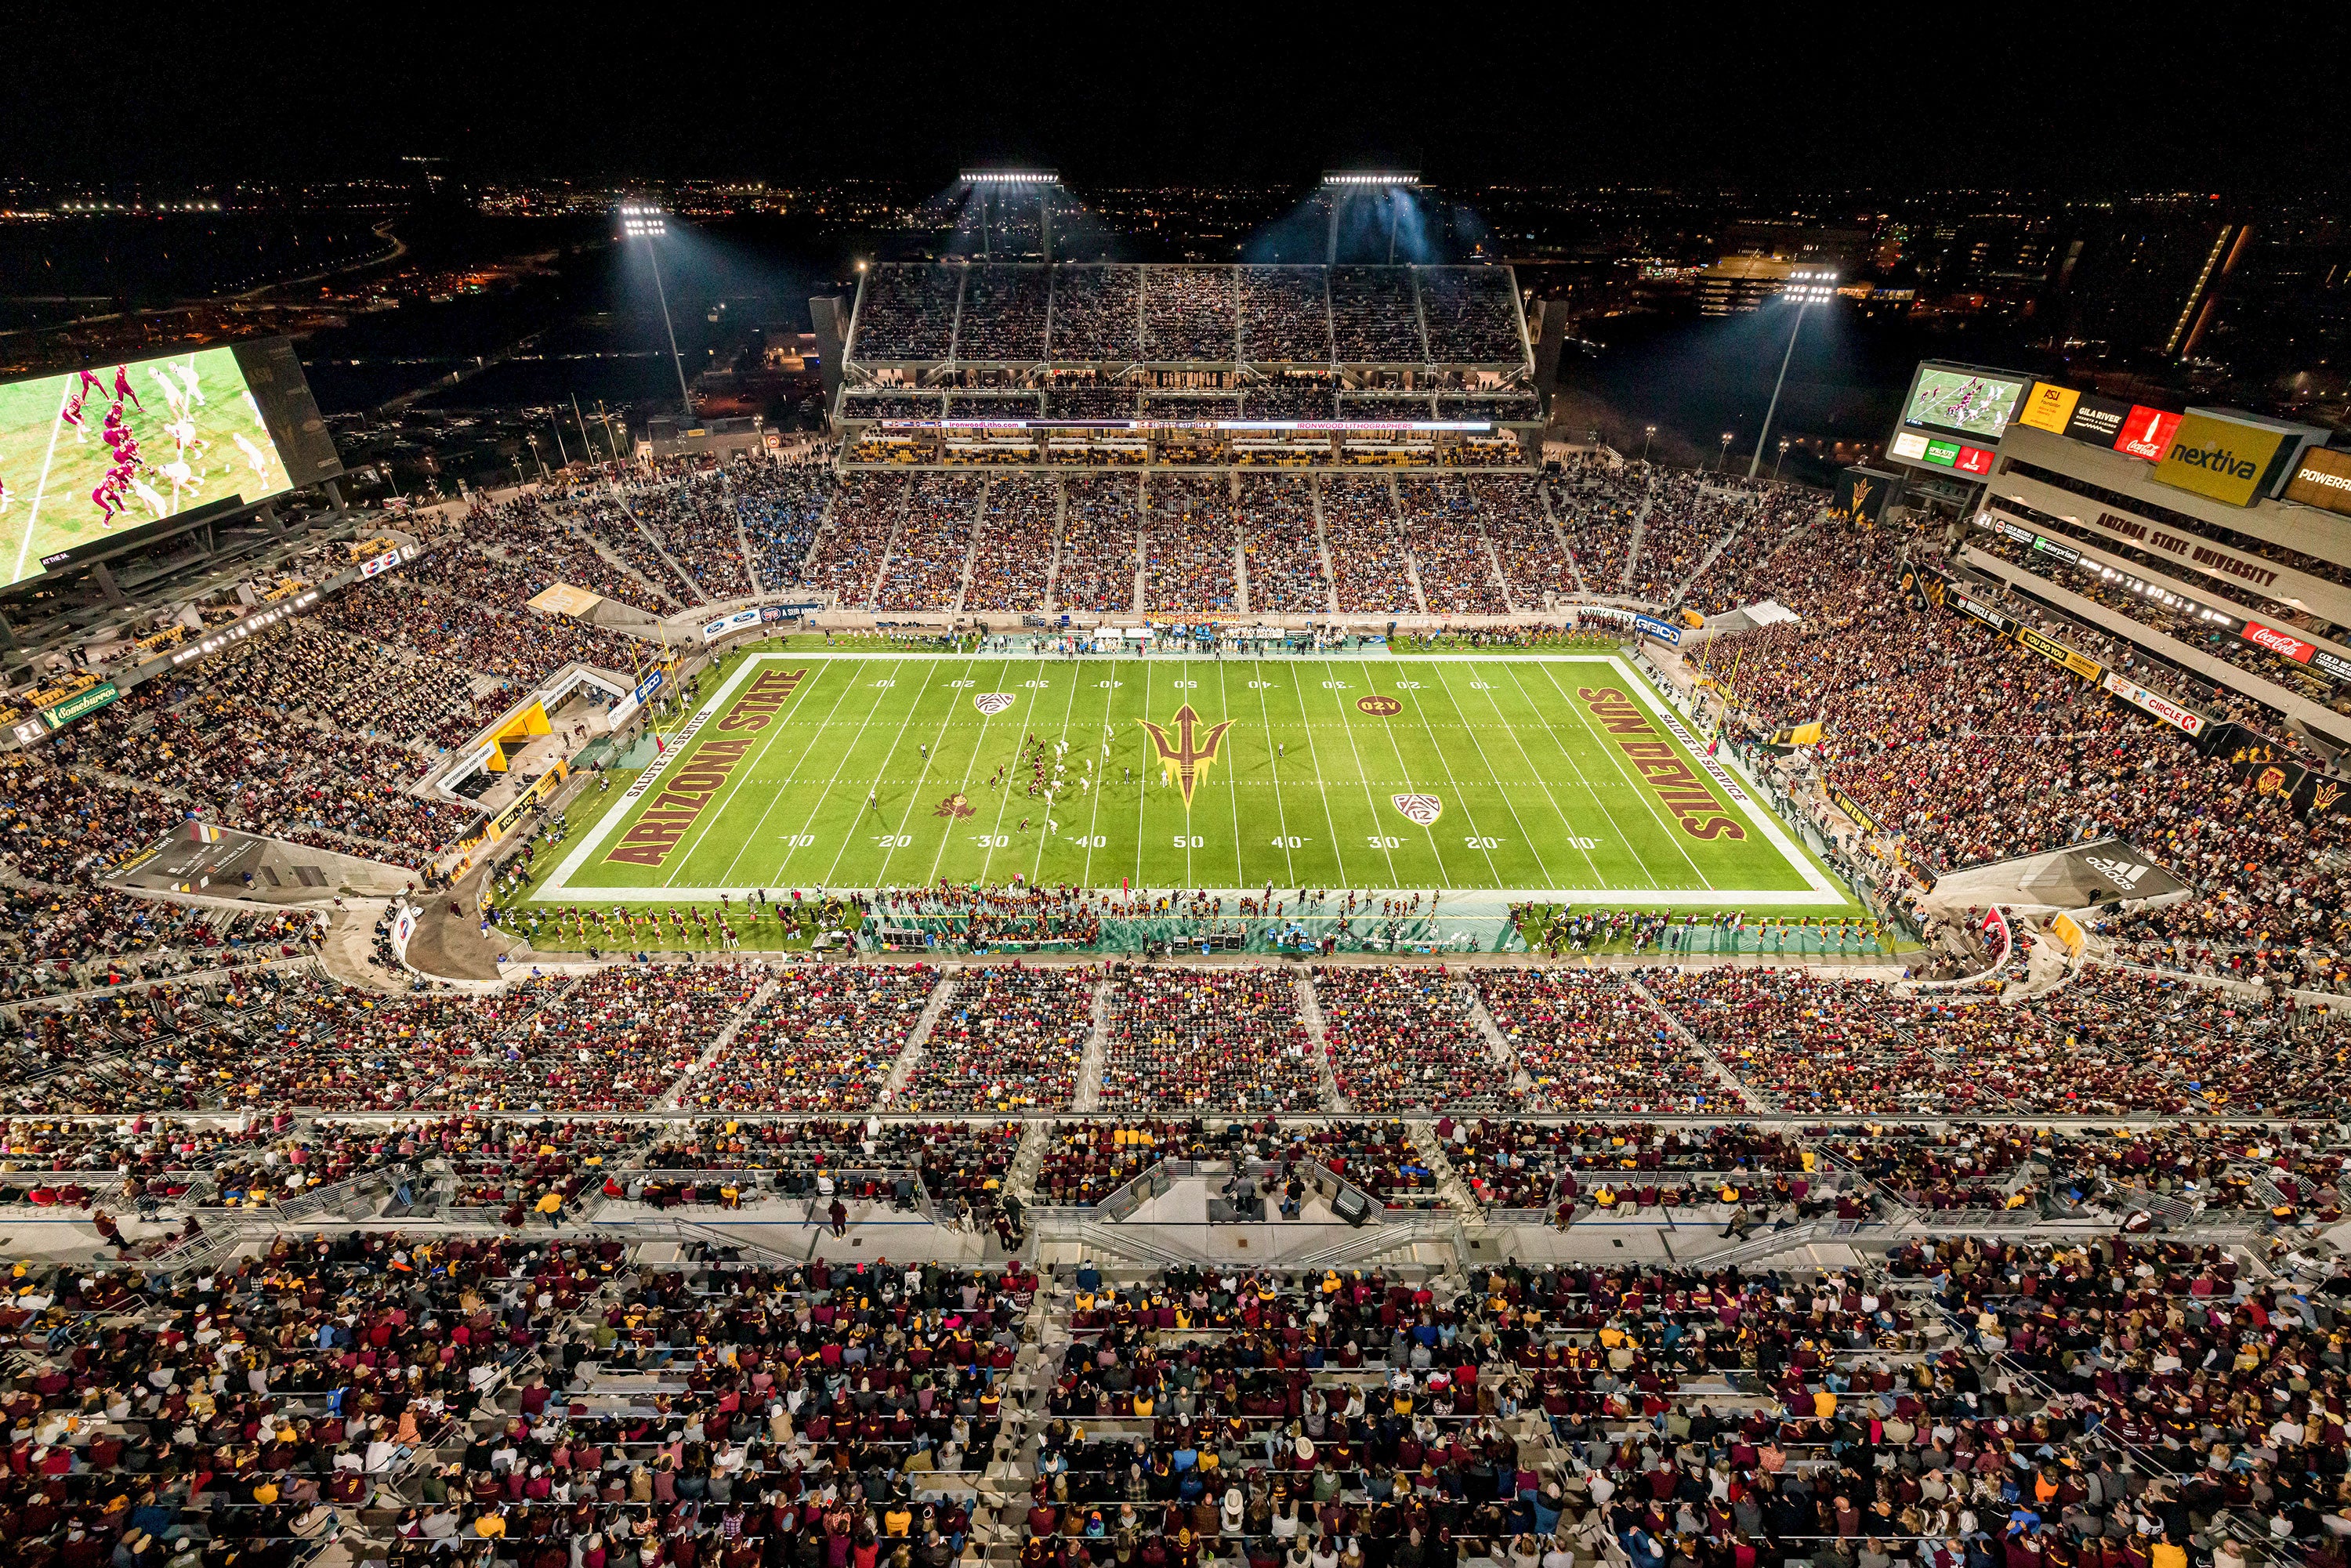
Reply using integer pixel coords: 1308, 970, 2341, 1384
1138, 704, 1233, 809
973, 693, 1015, 715
1391, 794, 1444, 827
933, 793, 976, 820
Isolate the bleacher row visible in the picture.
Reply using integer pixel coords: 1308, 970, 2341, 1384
795, 466, 1809, 617
846, 263, 1527, 366
4, 958, 2342, 1122
6, 1213, 2333, 1568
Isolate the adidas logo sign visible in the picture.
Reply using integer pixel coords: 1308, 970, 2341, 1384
2082, 853, 2150, 889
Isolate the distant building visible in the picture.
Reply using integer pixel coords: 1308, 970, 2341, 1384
1695, 256, 1795, 316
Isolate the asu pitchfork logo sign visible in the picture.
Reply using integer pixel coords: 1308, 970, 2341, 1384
1139, 703, 1233, 808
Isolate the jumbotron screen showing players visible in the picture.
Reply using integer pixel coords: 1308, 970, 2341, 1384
0, 346, 296, 589
1899, 365, 2028, 441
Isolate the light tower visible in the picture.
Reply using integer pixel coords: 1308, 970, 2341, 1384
1322, 171, 1422, 264
961, 169, 1060, 263
1748, 270, 1837, 479
620, 204, 695, 421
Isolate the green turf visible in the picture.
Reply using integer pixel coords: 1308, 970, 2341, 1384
531, 650, 1856, 910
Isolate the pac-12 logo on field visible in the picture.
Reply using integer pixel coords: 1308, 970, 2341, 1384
1391, 793, 1444, 827
973, 693, 1015, 715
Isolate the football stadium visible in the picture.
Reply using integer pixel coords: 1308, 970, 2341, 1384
3, 165, 2350, 1568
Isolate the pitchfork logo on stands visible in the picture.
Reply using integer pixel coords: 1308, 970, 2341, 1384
1391, 794, 1444, 827
973, 693, 1015, 715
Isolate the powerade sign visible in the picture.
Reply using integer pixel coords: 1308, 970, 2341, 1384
1632, 614, 1683, 646
701, 609, 763, 643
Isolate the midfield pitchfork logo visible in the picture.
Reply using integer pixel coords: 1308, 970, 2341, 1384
1138, 703, 1234, 809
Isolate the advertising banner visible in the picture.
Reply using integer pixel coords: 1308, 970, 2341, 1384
2016, 382, 2081, 436
2284, 447, 2351, 517
2242, 621, 2316, 664
2099, 670, 2207, 737
1954, 593, 2012, 633
40, 680, 120, 729
2151, 411, 2290, 507
2063, 393, 2132, 447
2016, 625, 2103, 682
2114, 405, 2182, 462
1632, 614, 1683, 646
701, 608, 763, 644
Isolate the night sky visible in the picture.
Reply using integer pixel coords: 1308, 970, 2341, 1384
12, 12, 2346, 195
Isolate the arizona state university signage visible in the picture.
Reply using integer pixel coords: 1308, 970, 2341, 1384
605, 668, 806, 867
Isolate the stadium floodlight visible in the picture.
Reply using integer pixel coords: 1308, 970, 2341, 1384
1322, 170, 1424, 263
959, 170, 1060, 263
1748, 269, 1838, 479
618, 202, 694, 421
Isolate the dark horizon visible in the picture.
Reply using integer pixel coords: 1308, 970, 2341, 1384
10, 12, 2347, 197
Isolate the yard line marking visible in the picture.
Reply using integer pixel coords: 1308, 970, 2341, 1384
9, 378, 77, 587
828, 657, 960, 887
1363, 657, 1497, 887
1423, 660, 1570, 888
767, 658, 922, 886
1078, 670, 1115, 889
1493, 659, 1664, 892
1130, 661, 1152, 892
1306, 659, 1396, 889
712, 658, 863, 889
1017, 669, 1081, 885
1532, 658, 1714, 889
1251, 663, 1345, 889
928, 660, 1025, 887
1440, 659, 1607, 885
661, 657, 826, 888
1223, 660, 1288, 888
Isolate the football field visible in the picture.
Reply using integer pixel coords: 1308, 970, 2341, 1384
534, 651, 1850, 904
